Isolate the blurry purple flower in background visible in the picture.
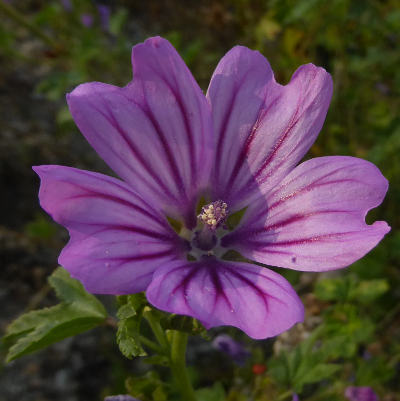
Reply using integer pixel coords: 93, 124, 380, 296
104, 396, 140, 401
212, 334, 250, 365
34, 36, 390, 339
292, 394, 299, 401
345, 386, 379, 401
80, 13, 94, 28
375, 82, 390, 96
61, 0, 73, 12
97, 4, 111, 32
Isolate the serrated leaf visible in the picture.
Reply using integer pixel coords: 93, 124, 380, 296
116, 294, 147, 359
269, 328, 340, 392
294, 363, 340, 392
48, 267, 107, 317
4, 267, 107, 362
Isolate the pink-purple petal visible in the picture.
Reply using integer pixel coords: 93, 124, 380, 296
146, 258, 304, 339
207, 47, 332, 209
33, 165, 183, 294
222, 156, 390, 271
67, 37, 213, 226
345, 386, 379, 401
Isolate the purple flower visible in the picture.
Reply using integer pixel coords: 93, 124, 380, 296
97, 4, 111, 32
61, 0, 73, 12
345, 386, 379, 401
33, 37, 390, 339
80, 13, 94, 28
105, 396, 140, 401
292, 394, 299, 401
212, 334, 250, 364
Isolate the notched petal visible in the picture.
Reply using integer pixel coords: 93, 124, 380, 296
223, 156, 390, 271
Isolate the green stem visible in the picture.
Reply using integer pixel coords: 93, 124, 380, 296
0, 1, 58, 48
277, 390, 294, 401
139, 335, 164, 354
169, 331, 197, 401
143, 308, 169, 351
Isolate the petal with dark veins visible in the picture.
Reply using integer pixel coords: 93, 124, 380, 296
33, 165, 184, 294
207, 46, 332, 210
67, 37, 213, 227
222, 156, 390, 271
146, 258, 304, 339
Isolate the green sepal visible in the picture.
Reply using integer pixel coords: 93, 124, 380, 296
116, 293, 148, 358
166, 216, 183, 234
160, 313, 210, 339
3, 267, 107, 362
226, 206, 248, 230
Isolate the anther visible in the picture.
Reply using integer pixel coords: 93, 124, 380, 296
198, 200, 228, 230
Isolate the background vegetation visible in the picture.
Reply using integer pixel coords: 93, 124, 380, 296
0, 0, 399, 400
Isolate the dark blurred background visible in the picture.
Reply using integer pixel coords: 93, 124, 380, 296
0, 1, 399, 400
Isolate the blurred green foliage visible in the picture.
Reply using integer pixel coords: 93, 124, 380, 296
1, 0, 399, 400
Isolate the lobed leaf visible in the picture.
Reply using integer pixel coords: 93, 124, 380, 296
4, 267, 107, 362
116, 294, 147, 358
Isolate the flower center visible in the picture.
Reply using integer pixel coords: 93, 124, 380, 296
198, 200, 228, 231
190, 200, 229, 256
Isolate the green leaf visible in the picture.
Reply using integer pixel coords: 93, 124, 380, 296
293, 363, 340, 392
125, 371, 164, 401
350, 279, 389, 304
314, 275, 357, 302
48, 267, 107, 317
269, 328, 340, 392
195, 382, 225, 401
356, 356, 395, 386
116, 294, 147, 358
315, 275, 389, 305
3, 267, 107, 362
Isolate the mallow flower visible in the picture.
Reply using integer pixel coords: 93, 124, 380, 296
33, 37, 390, 339
212, 334, 250, 365
345, 386, 379, 401
104, 396, 140, 401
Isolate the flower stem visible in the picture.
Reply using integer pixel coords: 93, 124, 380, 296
169, 330, 197, 401
277, 390, 294, 401
139, 335, 164, 354
143, 307, 169, 351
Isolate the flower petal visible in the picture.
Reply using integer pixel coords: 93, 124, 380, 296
67, 37, 213, 226
33, 165, 184, 294
146, 258, 304, 339
222, 156, 390, 271
345, 387, 379, 401
207, 46, 332, 208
